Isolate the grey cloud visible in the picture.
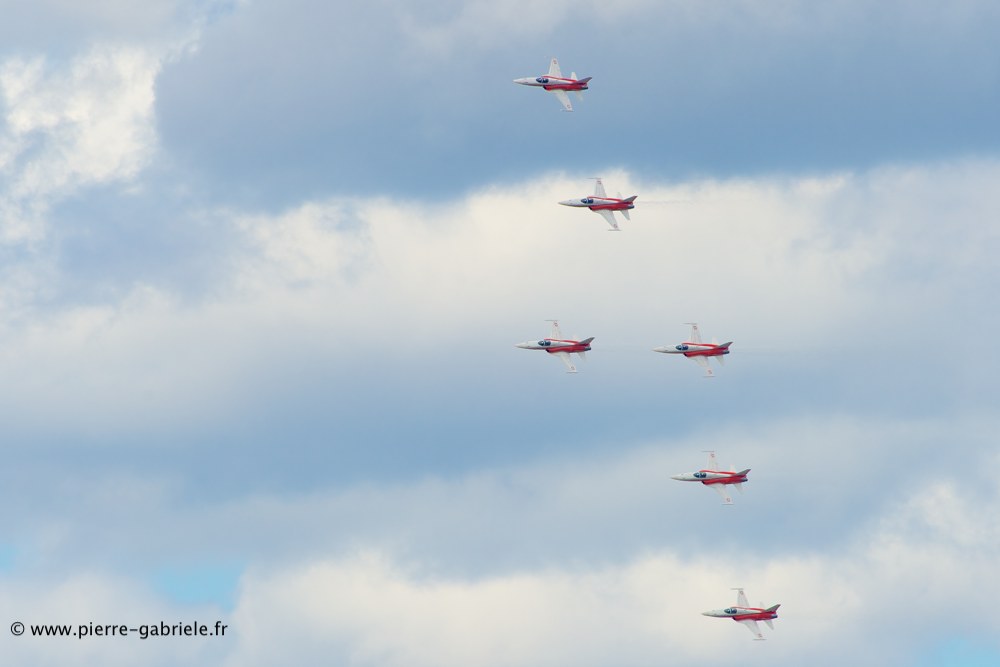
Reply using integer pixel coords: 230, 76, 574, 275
150, 0, 1000, 203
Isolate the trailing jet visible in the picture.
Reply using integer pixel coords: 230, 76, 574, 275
513, 58, 591, 112
702, 588, 780, 640
515, 320, 593, 373
671, 451, 749, 504
653, 323, 731, 376
558, 178, 637, 231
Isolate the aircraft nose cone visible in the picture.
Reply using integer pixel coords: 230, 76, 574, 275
515, 342, 531, 349
558, 199, 577, 207
670, 474, 684, 481
701, 611, 713, 617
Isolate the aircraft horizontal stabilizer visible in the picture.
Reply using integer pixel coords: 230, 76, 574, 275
764, 619, 774, 630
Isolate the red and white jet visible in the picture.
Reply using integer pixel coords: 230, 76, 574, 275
515, 320, 593, 373
653, 323, 732, 376
558, 178, 637, 231
702, 588, 780, 640
672, 451, 749, 504
513, 58, 591, 112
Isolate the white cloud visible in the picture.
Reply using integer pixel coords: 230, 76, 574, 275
1, 160, 997, 437
217, 467, 1000, 667
0, 45, 163, 241
3, 407, 999, 665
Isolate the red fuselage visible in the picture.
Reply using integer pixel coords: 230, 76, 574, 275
681, 344, 730, 358
732, 607, 779, 622
699, 470, 749, 486
543, 338, 592, 354
542, 77, 590, 92
589, 199, 635, 211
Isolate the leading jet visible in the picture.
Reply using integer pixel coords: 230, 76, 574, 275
671, 451, 749, 505
702, 588, 780, 640
513, 58, 591, 112
515, 320, 593, 373
558, 178, 637, 231
653, 323, 731, 376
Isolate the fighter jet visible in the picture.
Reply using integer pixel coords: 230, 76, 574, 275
672, 451, 749, 505
558, 178, 637, 231
515, 320, 593, 373
702, 588, 780, 640
653, 323, 731, 376
513, 58, 591, 112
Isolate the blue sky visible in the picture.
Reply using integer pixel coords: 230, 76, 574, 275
1, 1, 999, 665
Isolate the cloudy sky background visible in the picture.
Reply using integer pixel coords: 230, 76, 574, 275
1, 1, 999, 665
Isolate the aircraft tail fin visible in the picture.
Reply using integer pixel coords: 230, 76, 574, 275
719, 341, 733, 348
577, 76, 592, 85
623, 195, 637, 203
579, 337, 595, 345
766, 604, 781, 613
737, 468, 751, 477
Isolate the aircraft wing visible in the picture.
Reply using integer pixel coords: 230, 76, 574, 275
736, 589, 749, 608
710, 483, 733, 504
549, 320, 564, 339
692, 355, 714, 377
706, 451, 719, 470
548, 57, 562, 78
555, 351, 577, 373
689, 323, 703, 343
738, 619, 765, 640
551, 89, 573, 111
595, 209, 620, 230
593, 178, 607, 198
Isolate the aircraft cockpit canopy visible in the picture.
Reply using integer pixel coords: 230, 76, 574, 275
581, 198, 594, 204
694, 472, 708, 479
536, 77, 549, 84
676, 344, 689, 351
538, 340, 551, 347
724, 608, 737, 615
